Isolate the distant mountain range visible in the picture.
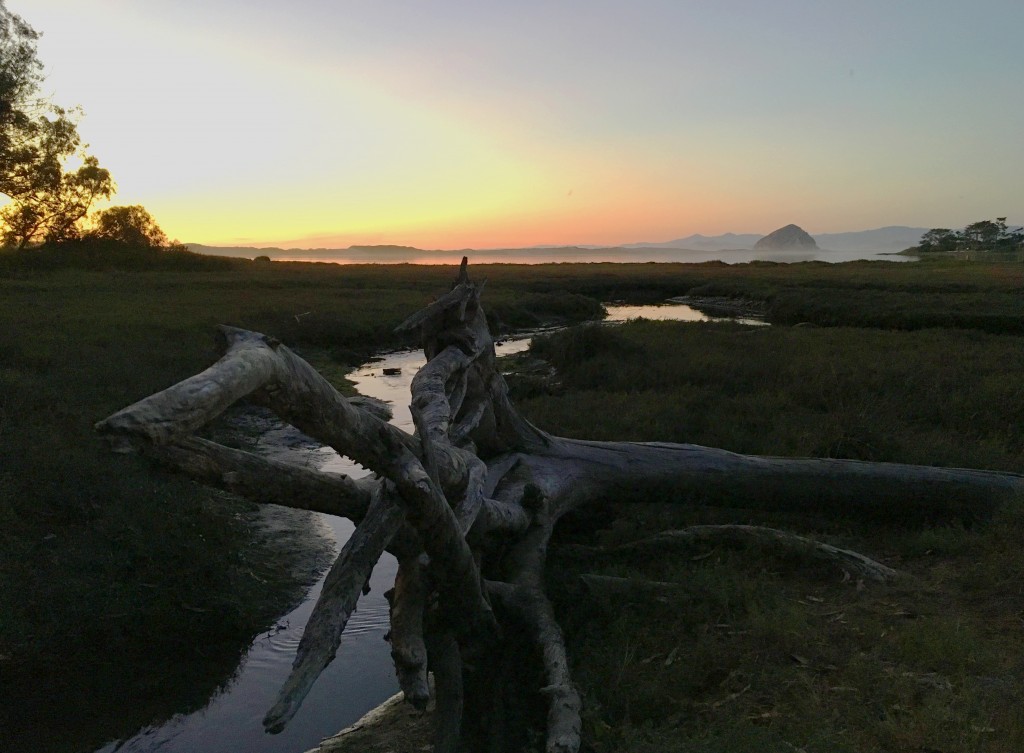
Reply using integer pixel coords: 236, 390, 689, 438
627, 226, 928, 253
186, 244, 434, 260
187, 226, 929, 261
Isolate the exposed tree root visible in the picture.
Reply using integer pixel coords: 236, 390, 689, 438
388, 556, 430, 709
96, 258, 1024, 752
426, 631, 463, 753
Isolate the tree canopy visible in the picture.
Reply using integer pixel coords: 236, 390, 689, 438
0, 1, 116, 248
89, 205, 168, 248
0, 0, 44, 193
913, 218, 1023, 254
0, 155, 114, 248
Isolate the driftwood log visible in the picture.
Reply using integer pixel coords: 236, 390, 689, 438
96, 259, 1024, 753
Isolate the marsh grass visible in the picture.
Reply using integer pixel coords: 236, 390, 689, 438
552, 505, 1024, 752
3, 256, 1023, 750
522, 321, 1024, 470
527, 319, 1024, 752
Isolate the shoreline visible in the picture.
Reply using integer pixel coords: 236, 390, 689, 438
246, 501, 338, 594
667, 294, 768, 320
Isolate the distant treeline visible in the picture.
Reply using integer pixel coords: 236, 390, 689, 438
0, 237, 243, 272
909, 218, 1023, 254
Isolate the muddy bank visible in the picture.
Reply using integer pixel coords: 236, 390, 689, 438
667, 294, 767, 320
247, 502, 337, 598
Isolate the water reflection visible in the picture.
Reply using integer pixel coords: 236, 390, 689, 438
95, 511, 398, 753
604, 302, 766, 326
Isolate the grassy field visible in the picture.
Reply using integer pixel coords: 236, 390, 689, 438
523, 321, 1024, 470
518, 319, 1024, 753
2, 251, 1023, 751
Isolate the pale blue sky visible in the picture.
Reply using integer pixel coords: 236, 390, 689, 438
9, 0, 1022, 247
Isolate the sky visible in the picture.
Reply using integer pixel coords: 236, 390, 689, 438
9, 0, 1024, 249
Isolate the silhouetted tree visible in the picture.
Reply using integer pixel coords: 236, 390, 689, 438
1, 156, 114, 247
962, 219, 1005, 250
0, 0, 44, 192
911, 218, 1022, 255
916, 228, 958, 253
89, 205, 168, 248
0, 1, 114, 248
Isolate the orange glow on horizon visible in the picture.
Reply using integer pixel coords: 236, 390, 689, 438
214, 194, 753, 251
16, 1, 1019, 250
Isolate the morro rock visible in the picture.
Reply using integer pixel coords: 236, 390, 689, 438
754, 224, 818, 250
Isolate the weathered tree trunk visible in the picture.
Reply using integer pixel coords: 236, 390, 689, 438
96, 258, 1024, 753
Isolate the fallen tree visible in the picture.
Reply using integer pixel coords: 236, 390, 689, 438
96, 259, 1024, 753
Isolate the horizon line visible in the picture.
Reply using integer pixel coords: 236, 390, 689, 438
187, 223, 936, 253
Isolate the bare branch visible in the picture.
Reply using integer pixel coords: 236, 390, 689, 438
96, 328, 288, 446
516, 439, 1024, 522
447, 370, 469, 424
264, 484, 405, 732
349, 394, 393, 421
97, 326, 496, 636
394, 276, 481, 346
426, 631, 463, 753
96, 327, 420, 468
498, 513, 582, 753
388, 556, 430, 710
411, 402, 442, 487
491, 583, 581, 753
152, 437, 375, 521
453, 456, 487, 535
449, 400, 487, 446
411, 345, 475, 442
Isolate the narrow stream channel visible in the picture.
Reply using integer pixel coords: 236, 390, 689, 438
96, 302, 758, 753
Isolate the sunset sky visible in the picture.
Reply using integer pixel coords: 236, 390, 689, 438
10, 0, 1023, 249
